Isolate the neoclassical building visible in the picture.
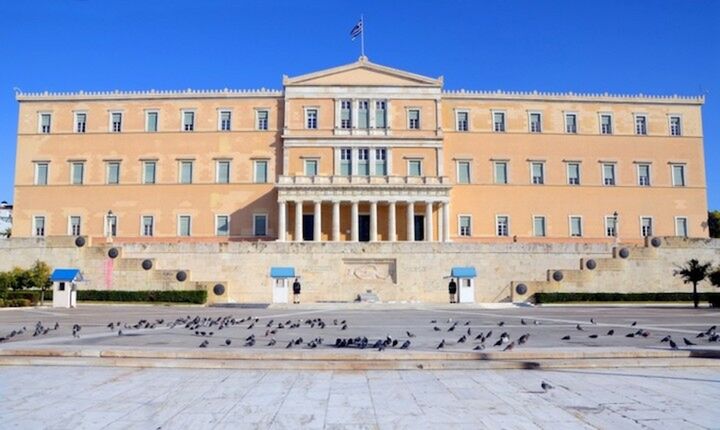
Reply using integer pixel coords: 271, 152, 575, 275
13, 57, 708, 244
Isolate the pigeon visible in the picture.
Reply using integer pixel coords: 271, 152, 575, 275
486, 330, 493, 339
54, 322, 59, 330
467, 328, 472, 335
518, 334, 530, 345
118, 330, 123, 336
448, 325, 456, 332
436, 340, 445, 349
457, 335, 467, 343
498, 321, 505, 327
576, 324, 584, 331
541, 381, 554, 391
286, 341, 293, 348
341, 324, 348, 331
493, 338, 503, 347
561, 335, 571, 340
521, 319, 527, 325
464, 321, 471, 326
225, 339, 232, 346
631, 321, 637, 327
400, 340, 411, 349
625, 333, 635, 338
503, 341, 515, 351
473, 345, 484, 351
588, 334, 598, 339
474, 334, 484, 340
406, 331, 416, 338
590, 318, 596, 324
669, 339, 679, 350
433, 326, 441, 332
660, 335, 672, 343
606, 329, 615, 336
199, 340, 209, 348
696, 332, 705, 339
430, 320, 437, 324
683, 338, 696, 346
267, 338, 277, 346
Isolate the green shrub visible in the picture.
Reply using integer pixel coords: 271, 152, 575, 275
77, 290, 207, 304
534, 292, 720, 304
6, 290, 41, 304
5, 299, 32, 307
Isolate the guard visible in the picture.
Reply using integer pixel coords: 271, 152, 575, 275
292, 278, 302, 304
448, 278, 457, 303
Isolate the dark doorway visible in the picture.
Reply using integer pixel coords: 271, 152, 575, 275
358, 215, 370, 242
302, 214, 314, 241
414, 215, 425, 241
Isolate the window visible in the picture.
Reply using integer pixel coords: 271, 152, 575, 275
39, 113, 52, 133
33, 216, 45, 237
375, 149, 387, 175
71, 162, 84, 185
602, 163, 616, 186
600, 114, 613, 134
146, 111, 158, 132
408, 109, 420, 129
459, 216, 471, 237
142, 216, 154, 236
35, 163, 48, 185
69, 216, 81, 236
637, 164, 651, 186
340, 148, 352, 176
456, 111, 469, 131
675, 217, 688, 237
357, 148, 369, 176
672, 164, 686, 187
219, 110, 232, 131
408, 160, 422, 177
494, 161, 508, 184
358, 100, 369, 129
256, 110, 269, 130
182, 111, 195, 131
106, 162, 120, 185
105, 215, 117, 237
143, 161, 157, 184
216, 160, 230, 184
75, 113, 87, 133
305, 109, 318, 129
254, 160, 268, 183
178, 215, 192, 237
375, 100, 387, 129
179, 161, 193, 184
496, 216, 509, 237
340, 100, 352, 129
111, 112, 122, 132
634, 114, 647, 135
531, 162, 544, 184
641, 217, 653, 237
304, 159, 318, 177
567, 163, 580, 185
533, 216, 546, 237
457, 161, 471, 184
563, 113, 577, 134
669, 116, 682, 136
529, 112, 542, 133
569, 216, 583, 237
493, 111, 505, 132
253, 214, 267, 236
216, 215, 229, 236
605, 215, 618, 237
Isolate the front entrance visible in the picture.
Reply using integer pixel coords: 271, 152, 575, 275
414, 215, 425, 241
358, 215, 370, 242
272, 278, 289, 303
458, 278, 475, 303
302, 214, 314, 241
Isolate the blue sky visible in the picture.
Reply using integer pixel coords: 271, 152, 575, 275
0, 0, 718, 209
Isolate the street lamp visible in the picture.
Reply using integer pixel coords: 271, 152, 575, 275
613, 211, 619, 244
106, 210, 114, 243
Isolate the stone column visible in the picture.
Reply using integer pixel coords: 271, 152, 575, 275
442, 202, 451, 242
406, 201, 415, 241
388, 201, 397, 242
438, 204, 444, 242
351, 201, 359, 242
278, 201, 287, 242
313, 201, 322, 242
332, 201, 340, 242
370, 201, 378, 242
294, 200, 303, 242
425, 202, 434, 242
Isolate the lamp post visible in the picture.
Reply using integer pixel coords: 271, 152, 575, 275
613, 211, 619, 245
106, 210, 114, 243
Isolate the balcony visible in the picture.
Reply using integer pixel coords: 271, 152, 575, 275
277, 175, 449, 186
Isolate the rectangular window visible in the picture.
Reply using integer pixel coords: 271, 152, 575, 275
533, 216, 546, 237
75, 113, 87, 133
375, 149, 387, 176
408, 109, 420, 129
605, 215, 618, 237
567, 163, 580, 185
340, 100, 352, 129
459, 216, 471, 237
39, 113, 52, 133
106, 162, 120, 185
216, 215, 229, 236
304, 159, 318, 177
254, 160, 268, 183
105, 215, 117, 237
142, 216, 154, 236
111, 112, 122, 132
529, 112, 542, 133
179, 161, 193, 184
358, 100, 369, 129
408, 160, 422, 177
641, 217, 653, 237
256, 110, 269, 130
603, 164, 616, 186
496, 216, 509, 237
143, 161, 156, 184
494, 162, 508, 184
457, 161, 470, 184
672, 165, 686, 187
183, 111, 195, 131
569, 216, 583, 237
493, 111, 505, 132
676, 217, 688, 237
375, 100, 387, 129
33, 216, 45, 237
69, 216, 81, 236
178, 215, 191, 237
306, 109, 318, 129
565, 113, 577, 134
635, 115, 648, 135
253, 214, 268, 236
35, 163, 49, 185
340, 148, 352, 175
219, 110, 232, 131
71, 162, 84, 185
216, 160, 230, 183
669, 116, 682, 136
357, 148, 369, 176
531, 162, 544, 184
146, 111, 158, 132
600, 114, 613, 134
456, 111, 469, 132
637, 164, 651, 186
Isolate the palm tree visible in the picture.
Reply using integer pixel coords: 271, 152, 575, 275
673, 259, 712, 308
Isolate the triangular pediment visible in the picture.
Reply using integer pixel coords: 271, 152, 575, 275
284, 57, 442, 87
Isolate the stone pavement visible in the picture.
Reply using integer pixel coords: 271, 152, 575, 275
1, 366, 718, 429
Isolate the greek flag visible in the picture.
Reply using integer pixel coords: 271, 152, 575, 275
350, 19, 363, 40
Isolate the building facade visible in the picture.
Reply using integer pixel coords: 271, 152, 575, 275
13, 57, 708, 244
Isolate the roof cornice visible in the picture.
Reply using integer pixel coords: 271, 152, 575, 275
442, 89, 705, 105
15, 88, 283, 102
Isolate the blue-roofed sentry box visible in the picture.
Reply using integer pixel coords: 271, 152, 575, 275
270, 267, 295, 278
450, 267, 477, 304
51, 268, 82, 308
451, 267, 477, 278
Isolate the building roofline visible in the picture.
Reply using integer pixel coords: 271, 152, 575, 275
15, 88, 283, 102
442, 89, 705, 105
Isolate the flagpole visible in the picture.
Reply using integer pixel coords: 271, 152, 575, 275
360, 14, 365, 58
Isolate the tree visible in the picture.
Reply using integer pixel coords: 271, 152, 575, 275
709, 211, 720, 238
28, 261, 52, 305
1, 227, 10, 238
710, 268, 720, 289
673, 259, 712, 308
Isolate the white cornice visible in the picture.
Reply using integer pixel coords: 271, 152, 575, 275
442, 89, 704, 105
16, 88, 283, 102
